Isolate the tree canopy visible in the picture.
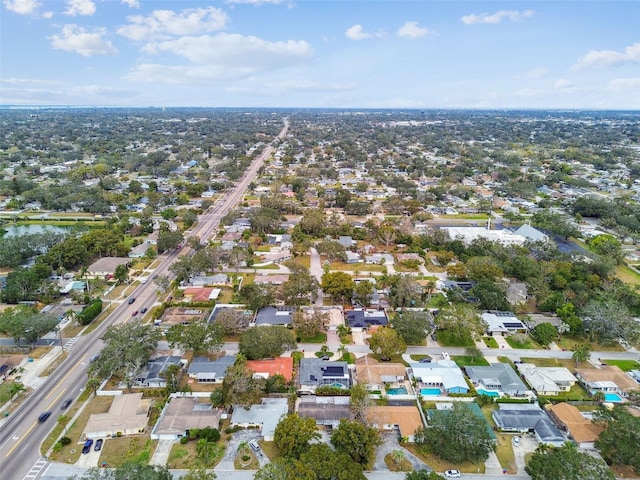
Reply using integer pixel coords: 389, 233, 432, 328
238, 326, 296, 360
274, 413, 321, 458
595, 406, 640, 474
165, 319, 223, 356
525, 443, 615, 480
391, 311, 431, 345
368, 327, 407, 360
330, 419, 381, 468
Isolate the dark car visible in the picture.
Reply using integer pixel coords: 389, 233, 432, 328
128, 297, 136, 304
131, 310, 139, 317
82, 439, 93, 454
38, 411, 52, 422
419, 357, 432, 363
140, 307, 148, 314
61, 399, 72, 409
94, 439, 103, 451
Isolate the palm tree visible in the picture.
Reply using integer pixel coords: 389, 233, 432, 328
8, 382, 26, 403
572, 343, 591, 366
196, 439, 215, 462
86, 377, 101, 396
392, 449, 405, 468
57, 414, 69, 434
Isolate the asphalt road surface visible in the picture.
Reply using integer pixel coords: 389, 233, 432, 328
0, 119, 288, 480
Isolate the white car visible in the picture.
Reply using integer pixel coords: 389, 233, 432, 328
512, 436, 521, 447
444, 470, 461, 478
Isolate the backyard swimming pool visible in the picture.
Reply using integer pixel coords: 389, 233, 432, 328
386, 387, 408, 395
477, 389, 500, 397
420, 388, 442, 396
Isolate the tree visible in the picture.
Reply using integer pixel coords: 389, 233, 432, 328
274, 413, 320, 459
465, 256, 504, 282
321, 271, 355, 302
349, 382, 374, 424
238, 326, 296, 360
470, 280, 510, 311
331, 419, 381, 467
0, 305, 58, 348
353, 280, 374, 307
391, 311, 430, 345
114, 264, 129, 285
572, 343, 591, 365
157, 230, 183, 253
530, 322, 557, 347
595, 406, 640, 474
377, 225, 397, 247
405, 470, 445, 480
464, 345, 484, 364
298, 209, 326, 237
292, 309, 328, 338
391, 449, 405, 468
532, 210, 581, 240
239, 283, 276, 312
589, 234, 624, 264
299, 443, 367, 480
368, 327, 406, 360
219, 355, 265, 407
581, 299, 640, 345
525, 442, 615, 480
389, 275, 422, 308
92, 321, 161, 390
196, 439, 216, 462
213, 308, 251, 336
316, 240, 347, 262
281, 270, 319, 306
253, 458, 315, 480
166, 319, 222, 356
434, 303, 486, 345
8, 382, 26, 403
57, 414, 69, 434
69, 462, 173, 480
415, 402, 495, 464
179, 469, 217, 480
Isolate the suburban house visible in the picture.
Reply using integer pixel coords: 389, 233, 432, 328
365, 253, 394, 265
505, 281, 529, 306
365, 405, 424, 442
465, 363, 530, 398
182, 287, 218, 302
151, 397, 222, 441
338, 236, 355, 248
246, 357, 294, 382
409, 360, 469, 395
546, 402, 604, 449
345, 308, 388, 330
481, 311, 528, 336
230, 398, 289, 441
299, 358, 351, 394
155, 307, 207, 330
515, 363, 578, 396
87, 257, 130, 279
514, 224, 550, 243
187, 355, 236, 383
354, 361, 412, 396
135, 355, 186, 388
254, 306, 296, 326
190, 274, 231, 287
492, 404, 565, 447
128, 242, 152, 258
83, 393, 151, 439
253, 274, 290, 285
574, 366, 640, 400
297, 396, 351, 428
345, 251, 363, 264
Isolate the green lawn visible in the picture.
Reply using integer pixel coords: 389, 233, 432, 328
297, 332, 327, 343
434, 330, 474, 347
505, 335, 540, 349
451, 355, 490, 367
602, 359, 640, 371
483, 337, 500, 348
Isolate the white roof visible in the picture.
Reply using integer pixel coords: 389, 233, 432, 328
442, 227, 525, 246
410, 360, 467, 391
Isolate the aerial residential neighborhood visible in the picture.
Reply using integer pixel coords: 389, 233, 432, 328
0, 107, 639, 480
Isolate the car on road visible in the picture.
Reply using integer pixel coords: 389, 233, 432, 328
82, 439, 93, 454
90, 354, 100, 362
512, 436, 521, 447
94, 439, 103, 451
131, 310, 139, 317
61, 399, 72, 410
444, 471, 461, 478
140, 307, 148, 314
128, 297, 136, 304
38, 411, 52, 422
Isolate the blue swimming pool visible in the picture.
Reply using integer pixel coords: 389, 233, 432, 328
420, 388, 442, 396
477, 389, 500, 397
387, 387, 408, 395
330, 383, 346, 389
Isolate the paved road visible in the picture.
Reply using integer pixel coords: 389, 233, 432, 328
0, 119, 289, 480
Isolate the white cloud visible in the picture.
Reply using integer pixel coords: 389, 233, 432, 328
345, 24, 372, 41
572, 42, 640, 70
42, 9, 52, 18
518, 67, 549, 79
121, 0, 139, 8
554, 78, 574, 89
461, 9, 533, 25
397, 21, 429, 38
608, 77, 640, 92
117, 7, 228, 41
0, 77, 60, 85
3, 0, 41, 15
50, 25, 118, 57
128, 33, 313, 83
64, 0, 95, 16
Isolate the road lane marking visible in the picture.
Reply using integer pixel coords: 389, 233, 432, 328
46, 390, 65, 410
5, 420, 37, 458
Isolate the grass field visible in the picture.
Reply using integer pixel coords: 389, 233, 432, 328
402, 443, 486, 474
520, 357, 595, 370
451, 355, 490, 367
615, 264, 640, 286
167, 438, 225, 469
482, 337, 500, 348
505, 335, 540, 350
100, 435, 157, 467
602, 359, 640, 371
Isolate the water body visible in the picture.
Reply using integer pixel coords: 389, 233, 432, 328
2, 224, 71, 237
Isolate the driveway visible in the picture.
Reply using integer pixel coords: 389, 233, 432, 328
372, 432, 430, 472
215, 429, 266, 472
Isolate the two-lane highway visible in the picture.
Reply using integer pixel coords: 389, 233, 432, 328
0, 118, 288, 480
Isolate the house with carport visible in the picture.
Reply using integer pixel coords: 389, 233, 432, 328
297, 396, 351, 428
83, 393, 151, 439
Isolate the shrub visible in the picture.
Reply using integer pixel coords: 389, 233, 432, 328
77, 298, 103, 325
59, 436, 72, 446
224, 425, 242, 434
180, 437, 189, 444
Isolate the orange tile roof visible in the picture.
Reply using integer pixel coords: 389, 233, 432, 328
366, 406, 423, 438
246, 357, 294, 381
547, 403, 603, 444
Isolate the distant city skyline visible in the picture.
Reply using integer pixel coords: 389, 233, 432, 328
1, 0, 639, 109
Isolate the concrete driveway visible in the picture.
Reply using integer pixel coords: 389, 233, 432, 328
372, 432, 430, 472
215, 429, 266, 472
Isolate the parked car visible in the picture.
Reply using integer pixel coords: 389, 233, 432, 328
512, 436, 521, 447
444, 471, 461, 478
61, 399, 72, 410
128, 297, 136, 304
94, 439, 103, 451
140, 307, 148, 314
249, 440, 260, 451
38, 411, 52, 422
82, 439, 93, 454
419, 357, 432, 363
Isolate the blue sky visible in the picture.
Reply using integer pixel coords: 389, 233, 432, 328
1, 0, 639, 108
